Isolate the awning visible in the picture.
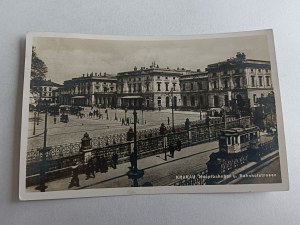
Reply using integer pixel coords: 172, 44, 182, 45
72, 96, 86, 99
121, 96, 144, 99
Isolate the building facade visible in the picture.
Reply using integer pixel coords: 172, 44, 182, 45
179, 71, 209, 110
116, 63, 185, 110
205, 52, 273, 113
31, 79, 62, 102
58, 72, 117, 107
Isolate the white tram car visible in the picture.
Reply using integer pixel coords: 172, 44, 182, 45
218, 126, 260, 154
207, 126, 261, 176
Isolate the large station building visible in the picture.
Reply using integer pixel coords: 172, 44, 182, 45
205, 52, 273, 112
116, 62, 187, 110
43, 53, 273, 112
58, 72, 117, 107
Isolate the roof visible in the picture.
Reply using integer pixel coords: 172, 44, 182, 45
221, 126, 258, 136
31, 79, 62, 87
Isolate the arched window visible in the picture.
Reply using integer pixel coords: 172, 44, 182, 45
166, 96, 170, 108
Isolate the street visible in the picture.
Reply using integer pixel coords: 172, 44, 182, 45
26, 140, 219, 191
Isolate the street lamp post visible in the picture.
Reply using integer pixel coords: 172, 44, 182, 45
199, 103, 202, 121
127, 99, 144, 187
170, 88, 175, 132
33, 111, 37, 135
36, 103, 50, 192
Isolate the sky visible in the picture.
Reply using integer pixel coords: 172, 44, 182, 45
32, 34, 270, 84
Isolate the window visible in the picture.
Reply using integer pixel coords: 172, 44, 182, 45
224, 71, 227, 75
190, 83, 194, 91
182, 83, 186, 91
165, 83, 169, 91
121, 84, 124, 93
235, 77, 241, 88
251, 76, 255, 87
259, 76, 263, 86
44, 87, 47, 91
138, 83, 142, 92
146, 83, 149, 91
258, 69, 261, 72
173, 77, 175, 80
251, 68, 254, 72
214, 96, 219, 107
253, 94, 257, 103
198, 82, 203, 90
133, 84, 136, 92
199, 95, 204, 105
165, 77, 168, 80
266, 76, 270, 86
191, 96, 195, 106
213, 81, 217, 89
157, 83, 161, 91
166, 96, 170, 108
183, 96, 187, 106
139, 78, 141, 81
173, 83, 176, 91
224, 80, 228, 89
224, 95, 229, 106
49, 93, 52, 96
49, 87, 52, 91
157, 97, 161, 106
266, 69, 269, 73
157, 76, 160, 79
128, 84, 132, 93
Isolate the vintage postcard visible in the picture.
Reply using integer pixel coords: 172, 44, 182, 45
19, 30, 289, 200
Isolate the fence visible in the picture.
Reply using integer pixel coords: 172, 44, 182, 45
26, 115, 251, 186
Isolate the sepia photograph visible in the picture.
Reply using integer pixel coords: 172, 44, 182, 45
19, 30, 289, 200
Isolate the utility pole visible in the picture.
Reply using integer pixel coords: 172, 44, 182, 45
36, 103, 50, 192
33, 111, 37, 135
171, 88, 175, 132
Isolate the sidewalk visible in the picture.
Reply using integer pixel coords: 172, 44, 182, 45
26, 141, 219, 192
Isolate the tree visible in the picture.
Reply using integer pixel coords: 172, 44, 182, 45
31, 46, 48, 81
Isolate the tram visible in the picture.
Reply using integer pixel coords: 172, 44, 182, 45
207, 126, 261, 176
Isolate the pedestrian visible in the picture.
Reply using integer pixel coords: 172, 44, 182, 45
85, 157, 95, 180
122, 118, 125, 126
126, 117, 130, 126
94, 153, 101, 173
99, 156, 108, 173
111, 152, 118, 169
176, 140, 182, 151
167, 117, 170, 125
129, 152, 135, 170
169, 142, 175, 158
68, 161, 80, 188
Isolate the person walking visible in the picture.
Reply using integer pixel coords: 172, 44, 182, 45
111, 152, 119, 169
68, 161, 80, 188
99, 156, 108, 173
169, 142, 175, 158
85, 157, 95, 180
129, 152, 135, 170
